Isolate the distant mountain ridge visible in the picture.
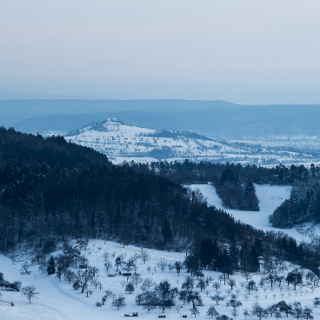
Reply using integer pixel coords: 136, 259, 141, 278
7, 99, 320, 166
8, 99, 320, 138
1, 99, 236, 129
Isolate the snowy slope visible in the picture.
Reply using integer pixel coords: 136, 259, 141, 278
65, 118, 244, 163
2, 239, 320, 320
187, 183, 319, 243
1, 253, 105, 320
63, 119, 320, 166
1, 242, 185, 320
0, 240, 320, 320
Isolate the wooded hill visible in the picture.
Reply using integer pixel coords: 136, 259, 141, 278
0, 128, 319, 274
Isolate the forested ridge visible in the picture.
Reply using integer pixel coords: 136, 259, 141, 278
0, 128, 320, 274
130, 161, 312, 211
132, 161, 312, 185
131, 161, 320, 230
0, 128, 256, 253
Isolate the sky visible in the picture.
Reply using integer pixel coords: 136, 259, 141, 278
1, 0, 320, 104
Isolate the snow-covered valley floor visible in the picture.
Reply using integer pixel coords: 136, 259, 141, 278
187, 183, 319, 243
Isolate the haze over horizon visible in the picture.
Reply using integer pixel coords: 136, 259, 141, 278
2, 1, 320, 104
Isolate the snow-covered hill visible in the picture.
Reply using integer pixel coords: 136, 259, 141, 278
1, 241, 186, 320
65, 119, 243, 163
65, 119, 319, 165
2, 239, 320, 320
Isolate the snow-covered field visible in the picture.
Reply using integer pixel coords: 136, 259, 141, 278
187, 184, 319, 243
1, 241, 185, 320
2, 239, 320, 320
2, 238, 320, 320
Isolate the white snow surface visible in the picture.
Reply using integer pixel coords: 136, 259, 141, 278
1, 239, 320, 320
1, 241, 184, 320
187, 183, 317, 243
66, 119, 241, 163
62, 119, 320, 166
65, 119, 320, 166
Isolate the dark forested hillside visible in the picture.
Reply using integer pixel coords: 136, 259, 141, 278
271, 181, 320, 228
0, 128, 320, 274
0, 128, 254, 253
215, 169, 259, 211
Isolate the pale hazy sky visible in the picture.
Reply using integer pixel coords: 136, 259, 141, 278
1, 0, 320, 103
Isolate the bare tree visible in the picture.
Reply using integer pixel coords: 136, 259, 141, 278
20, 263, 31, 275
103, 253, 112, 274
197, 278, 206, 292
21, 286, 38, 304
227, 294, 242, 317
140, 248, 150, 264
158, 259, 168, 272
112, 295, 126, 310
175, 261, 182, 275
252, 303, 267, 320
140, 278, 154, 292
207, 305, 219, 319
76, 266, 99, 294
190, 305, 200, 318
227, 279, 236, 290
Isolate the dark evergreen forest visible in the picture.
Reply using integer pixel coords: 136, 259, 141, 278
271, 180, 320, 228
0, 128, 320, 274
